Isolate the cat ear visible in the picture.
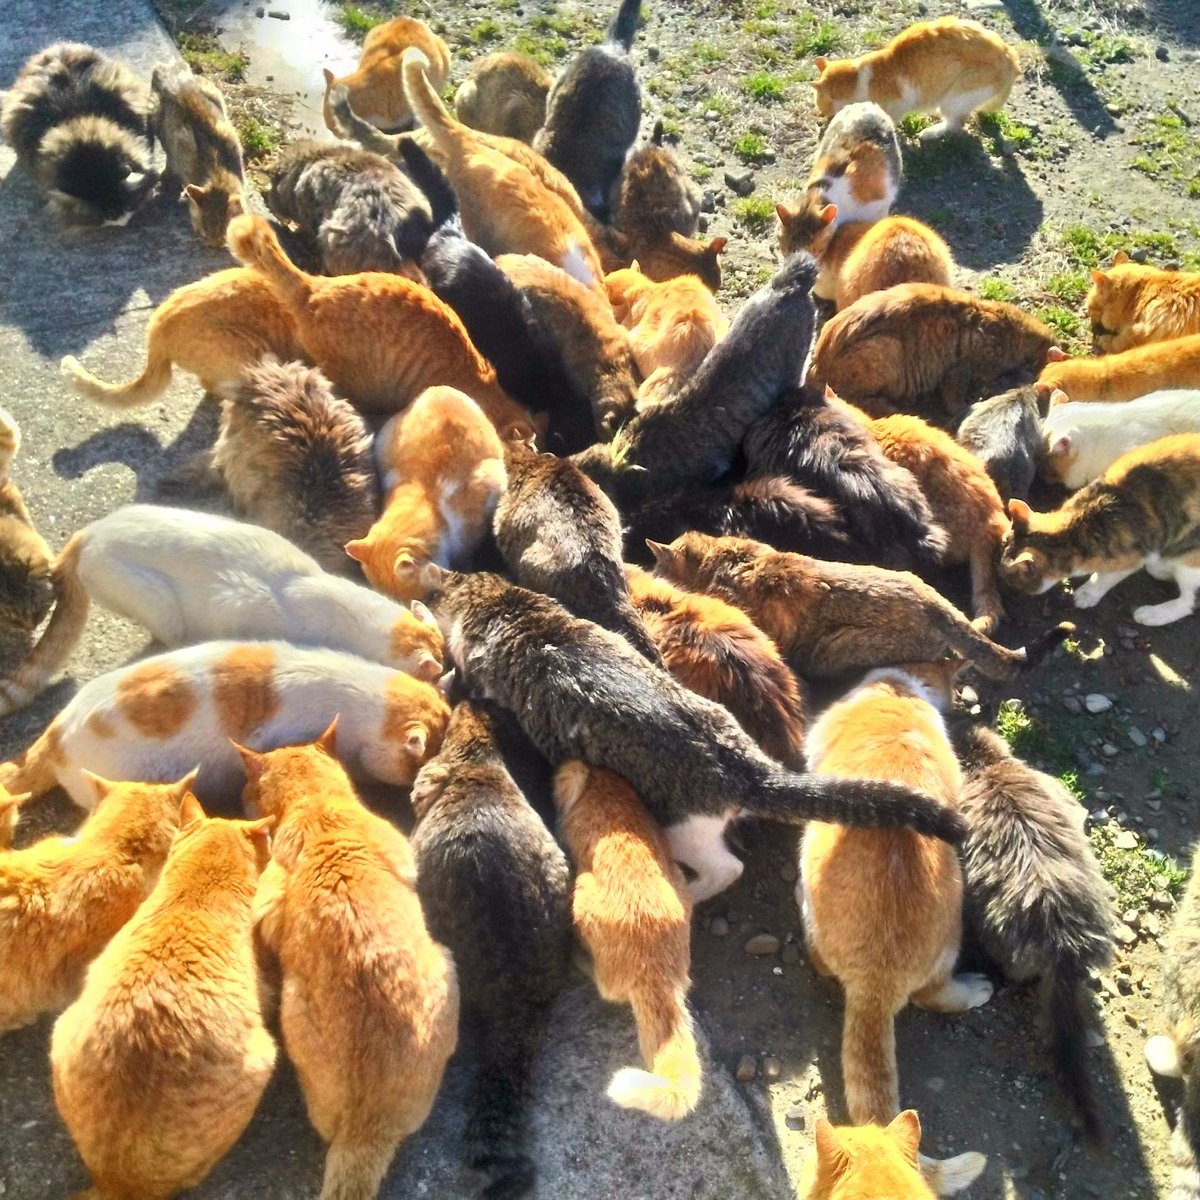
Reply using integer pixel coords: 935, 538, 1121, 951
1050, 388, 1070, 407
232, 740, 266, 783
886, 1110, 922, 1165
1045, 346, 1068, 363
819, 203, 838, 226
707, 236, 727, 256
316, 716, 339, 756
323, 67, 336, 89
344, 538, 369, 563
775, 202, 796, 225
393, 551, 417, 578
179, 792, 206, 827
1007, 498, 1032, 529
814, 56, 829, 73
813, 1119, 848, 1177
436, 669, 455, 699
420, 562, 444, 592
1111, 249, 1131, 266
404, 724, 428, 758
629, 258, 642, 272
823, 383, 840, 402
173, 767, 201, 799
79, 769, 115, 805
410, 599, 439, 628
1049, 433, 1072, 456
183, 183, 207, 204
645, 539, 677, 572
1090, 269, 1108, 287
243, 814, 276, 862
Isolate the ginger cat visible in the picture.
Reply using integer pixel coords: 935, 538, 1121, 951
811, 17, 1020, 135
346, 386, 507, 602
554, 761, 701, 1121
0, 774, 191, 1033
51, 801, 276, 1200
0, 406, 54, 640
226, 214, 534, 436
1040, 334, 1200, 407
244, 727, 459, 1200
0, 640, 449, 807
0, 784, 18, 850
801, 1113, 939, 1200
453, 50, 550, 143
1000, 433, 1200, 625
1088, 252, 1200, 354
322, 16, 450, 134
60, 268, 303, 408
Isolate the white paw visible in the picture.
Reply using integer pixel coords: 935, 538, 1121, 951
921, 1151, 988, 1196
1133, 602, 1191, 627
1072, 580, 1105, 609
956, 972, 994, 1009
1145, 1034, 1183, 1077
918, 120, 952, 142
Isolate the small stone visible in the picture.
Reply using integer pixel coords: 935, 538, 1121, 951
697, 214, 708, 233
1131, 248, 1150, 264
265, 74, 274, 82
1144, 913, 1163, 937
724, 169, 755, 197
255, 4, 264, 13
701, 190, 717, 213
1099, 974, 1121, 999
782, 943, 802, 965
1153, 727, 1168, 744
1122, 909, 1140, 928
1101, 743, 1119, 758
1127, 727, 1148, 748
779, 861, 798, 884
1147, 828, 1160, 844
1085, 762, 1107, 778
785, 1104, 806, 1131
1104, 102, 1123, 117
1114, 830, 1139, 850
926, 1076, 946, 1093
647, 45, 660, 61
268, 8, 290, 17
959, 685, 978, 706
1156, 45, 1170, 62
709, 916, 729, 937
1116, 974, 1133, 995
735, 1054, 757, 1082
1147, 798, 1163, 812
745, 933, 782, 956
1151, 892, 1174, 911
762, 1056, 783, 1081
1084, 693, 1112, 714
1063, 696, 1082, 715
1117, 924, 1139, 946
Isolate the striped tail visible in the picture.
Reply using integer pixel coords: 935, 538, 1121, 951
842, 991, 897, 1125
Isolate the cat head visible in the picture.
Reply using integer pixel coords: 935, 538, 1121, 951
637, 233, 726, 293
0, 552, 55, 633
367, 673, 452, 786
390, 600, 445, 682
605, 265, 655, 323
236, 720, 347, 818
171, 794, 276, 877
809, 57, 858, 121
1039, 405, 1082, 485
183, 182, 245, 248
775, 194, 838, 258
321, 68, 346, 137
41, 116, 156, 230
1085, 252, 1148, 353
81, 769, 201, 835
345, 535, 445, 604
647, 531, 758, 589
801, 1112, 935, 1199
860, 659, 964, 711
997, 498, 1071, 595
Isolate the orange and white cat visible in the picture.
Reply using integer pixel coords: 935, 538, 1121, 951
0, 774, 190, 1033
346, 386, 507, 601
800, 1113, 934, 1200
1087, 252, 1200, 354
244, 726, 459, 1200
811, 17, 1021, 136
1039, 335, 1200, 405
554, 760, 701, 1121
51, 800, 276, 1200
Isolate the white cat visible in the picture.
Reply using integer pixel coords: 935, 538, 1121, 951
0, 506, 444, 715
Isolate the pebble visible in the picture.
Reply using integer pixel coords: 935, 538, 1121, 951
1122, 908, 1140, 928
1063, 696, 1082, 715
1101, 743, 1119, 758
762, 1056, 782, 1081
785, 1104, 806, 1131
701, 190, 717, 213
1084, 693, 1112, 714
735, 1054, 757, 1082
1127, 726, 1148, 748
1147, 798, 1163, 812
724, 169, 755, 197
781, 943, 802, 966
1153, 727, 1168, 744
926, 1076, 946, 1093
959, 685, 978, 706
779, 861, 798, 884
709, 916, 729, 937
1114, 830, 1139, 850
1117, 925, 1139, 947
268, 8, 290, 17
745, 933, 782, 956
1156, 45, 1170, 62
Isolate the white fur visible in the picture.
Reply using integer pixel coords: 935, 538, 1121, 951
665, 813, 743, 902
607, 1065, 695, 1121
919, 1151, 988, 1196
1145, 1034, 1183, 1077
823, 171, 897, 226
1069, 556, 1200, 625
560, 241, 597, 289
1042, 390, 1200, 490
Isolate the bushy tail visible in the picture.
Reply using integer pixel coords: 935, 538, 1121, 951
226, 214, 312, 308
0, 532, 91, 717
919, 1151, 988, 1196
842, 991, 897, 1126
608, 982, 702, 1121
60, 340, 173, 408
726, 476, 852, 559
0, 718, 66, 801
942, 613, 1073, 681
1044, 964, 1102, 1141
606, 0, 643, 50
402, 49, 458, 146
466, 1025, 540, 1200
319, 1137, 396, 1200
398, 138, 459, 229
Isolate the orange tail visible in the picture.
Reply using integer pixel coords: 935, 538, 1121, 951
968, 528, 1005, 636
608, 981, 703, 1120
842, 990, 898, 1126
319, 1136, 397, 1200
402, 49, 458, 146
0, 718, 65, 801
226, 214, 313, 309
60, 333, 174, 408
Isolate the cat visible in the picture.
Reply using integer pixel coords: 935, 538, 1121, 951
0, 407, 55, 640
742, 387, 949, 570
648, 532, 1071, 682
225, 213, 536, 436
1, 42, 156, 229
1087, 253, 1200, 354
402, 48, 605, 290
800, 664, 992, 1133
242, 727, 458, 1200
810, 17, 1021, 136
0, 773, 192, 1033
494, 443, 661, 662
810, 283, 1057, 421
60, 267, 303, 407
953, 722, 1116, 1139
594, 225, 727, 293
954, 385, 1042, 502
0, 785, 18, 850
554, 760, 701, 1120
212, 355, 379, 573
0, 505, 444, 717
453, 51, 551, 143
1042, 389, 1200, 491
433, 570, 965, 903
0, 640, 450, 807
151, 60, 245, 247
800, 1113, 937, 1200
533, 0, 644, 219
410, 701, 571, 1199
346, 386, 507, 603
1038, 334, 1200, 405
625, 564, 806, 767
50, 801, 276, 1200
776, 102, 902, 255
1000, 434, 1200, 626
266, 139, 432, 277
321, 16, 451, 134
609, 119, 703, 241
498, 253, 640, 438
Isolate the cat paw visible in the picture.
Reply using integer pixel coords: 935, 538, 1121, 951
955, 972, 994, 1009
1072, 580, 1106, 609
1133, 601, 1192, 626
920, 1151, 987, 1196
1145, 1034, 1182, 1077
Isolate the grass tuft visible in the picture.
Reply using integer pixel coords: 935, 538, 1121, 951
337, 3, 383, 37
235, 114, 281, 160
733, 132, 770, 163
1090, 822, 1187, 912
741, 71, 785, 102
732, 196, 776, 231
978, 277, 1017, 303
179, 33, 247, 82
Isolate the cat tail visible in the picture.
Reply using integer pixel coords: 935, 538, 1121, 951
942, 615, 1074, 681
606, 0, 643, 51
402, 49, 459, 149
968, 530, 1005, 636
0, 406, 20, 483
226, 214, 312, 308
397, 139, 458, 229
1044, 962, 1102, 1142
60, 338, 174, 408
841, 990, 898, 1126
918, 1151, 988, 1197
0, 532, 90, 717
609, 981, 702, 1121
0, 717, 65, 800
319, 1134, 395, 1200
1169, 1068, 1200, 1200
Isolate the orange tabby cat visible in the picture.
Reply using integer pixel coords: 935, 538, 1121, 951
51, 801, 277, 1200
244, 725, 459, 1200
1087, 253, 1200, 354
346, 386, 507, 601
60, 268, 303, 407
226, 213, 534, 437
1038, 334, 1200, 404
554, 760, 701, 1121
0, 784, 19, 849
0, 774, 190, 1034
322, 17, 450, 134
801, 1113, 935, 1200
590, 222, 726, 293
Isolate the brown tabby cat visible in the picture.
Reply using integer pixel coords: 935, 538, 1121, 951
1038, 334, 1200, 404
0, 407, 54, 638
1087, 253, 1200, 354
453, 51, 550, 143
609, 120, 703, 240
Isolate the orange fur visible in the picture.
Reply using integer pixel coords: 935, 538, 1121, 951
244, 727, 458, 1200
452, 51, 550, 143
1039, 333, 1200, 404
592, 223, 726, 293
1087, 254, 1200, 354
801, 1113, 934, 1200
813, 217, 954, 310
777, 144, 893, 258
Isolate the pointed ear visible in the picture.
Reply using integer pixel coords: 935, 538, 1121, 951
436, 669, 455, 699
420, 562, 444, 592
179, 792, 206, 827
316, 716, 339, 756
814, 56, 828, 72
823, 383, 839, 401
173, 767, 201, 799
410, 599, 438, 628
1090, 268, 1107, 287
1050, 388, 1070, 406
1112, 249, 1131, 265
231, 739, 266, 784
344, 537, 369, 563
629, 258, 642, 272
775, 202, 795, 224
243, 814, 276, 860
707, 236, 727, 255
645, 539, 674, 570
886, 1110, 922, 1164
323, 67, 336, 88
183, 183, 208, 203
819, 202, 838, 225
1045, 345, 1068, 363
405, 724, 427, 758
1007, 498, 1032, 529
813, 1119, 848, 1177
79, 769, 114, 805
1049, 433, 1072, 456
393, 551, 417, 578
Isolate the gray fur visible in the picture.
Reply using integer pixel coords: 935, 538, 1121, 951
956, 386, 1043, 502
609, 120, 702, 239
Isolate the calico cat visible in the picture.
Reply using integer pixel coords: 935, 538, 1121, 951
0, 505, 444, 717
533, 0, 644, 219
244, 728, 458, 1200
60, 268, 303, 407
402, 49, 604, 289
1088, 253, 1200, 354
649, 532, 1070, 682
554, 761, 701, 1120
213, 355, 378, 573
800, 1113, 937, 1200
953, 723, 1115, 1138
433, 571, 965, 903
225, 213, 535, 436
494, 443, 661, 662
810, 283, 1056, 421
0, 640, 449, 807
609, 120, 703, 240
1, 42, 156, 229
810, 17, 1021, 135
453, 51, 551, 143
954, 385, 1042, 502
321, 16, 451, 134
1000, 434, 1200, 625
0, 407, 54, 639
50, 803, 276, 1200
1038, 334, 1200, 405
266, 140, 432, 277
346, 386, 507, 602
0, 774, 191, 1033
410, 701, 571, 1199
498, 253, 640, 437
151, 60, 245, 247
1042, 390, 1200, 491
625, 565, 806, 767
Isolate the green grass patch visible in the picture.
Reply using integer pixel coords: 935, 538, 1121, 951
1078, 32, 1138, 67
704, 92, 737, 118
1038, 304, 1083, 341
732, 196, 776, 231
336, 3, 383, 37
469, 18, 502, 43
794, 15, 842, 57
733, 132, 770, 163
742, 71, 785, 102
977, 109, 1034, 152
693, 163, 714, 182
178, 33, 247, 82
1044, 272, 1090, 305
235, 114, 281, 160
995, 699, 1076, 775
898, 113, 935, 139
978, 277, 1017, 303
1089, 822, 1187, 912
512, 31, 569, 66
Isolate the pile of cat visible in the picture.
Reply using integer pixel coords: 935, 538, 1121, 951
2, 4, 1200, 1198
